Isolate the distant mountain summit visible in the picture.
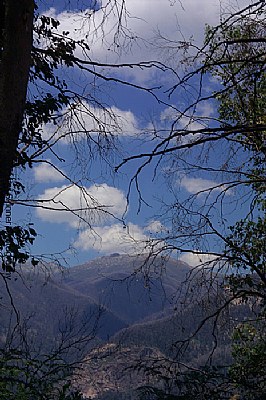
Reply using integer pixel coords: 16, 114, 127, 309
0, 254, 190, 344
62, 253, 191, 324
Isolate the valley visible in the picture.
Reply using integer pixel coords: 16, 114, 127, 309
0, 253, 256, 399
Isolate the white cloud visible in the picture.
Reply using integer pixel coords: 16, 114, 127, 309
36, 183, 127, 227
196, 102, 215, 118
41, 0, 253, 87
180, 176, 232, 196
74, 222, 151, 254
179, 252, 217, 267
42, 102, 140, 143
160, 102, 215, 133
178, 116, 204, 133
160, 106, 177, 124
41, 0, 222, 82
53, 0, 220, 44
36, 182, 165, 255
33, 162, 65, 183
145, 220, 166, 234
36, 182, 167, 255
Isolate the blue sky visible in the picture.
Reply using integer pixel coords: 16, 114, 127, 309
10, 0, 252, 266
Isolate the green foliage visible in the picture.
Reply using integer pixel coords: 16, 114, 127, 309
0, 2, 265, 399
1, 5, 78, 272
8, 9, 91, 174
204, 0, 265, 312
138, 366, 232, 400
0, 348, 84, 400
0, 225, 38, 272
140, 6, 266, 400
229, 322, 266, 399
205, 17, 266, 131
226, 215, 266, 287
207, 9, 266, 400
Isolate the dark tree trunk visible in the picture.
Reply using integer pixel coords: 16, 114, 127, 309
0, 0, 34, 217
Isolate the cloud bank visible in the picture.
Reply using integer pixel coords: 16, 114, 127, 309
33, 162, 66, 183
74, 222, 150, 254
179, 251, 217, 268
42, 0, 222, 82
42, 102, 140, 144
180, 176, 232, 196
36, 183, 128, 228
36, 181, 165, 255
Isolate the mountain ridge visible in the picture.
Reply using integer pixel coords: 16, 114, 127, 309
1, 253, 242, 399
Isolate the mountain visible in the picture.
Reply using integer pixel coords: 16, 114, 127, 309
0, 254, 190, 346
0, 253, 254, 399
0, 263, 126, 348
62, 253, 191, 324
74, 343, 169, 400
